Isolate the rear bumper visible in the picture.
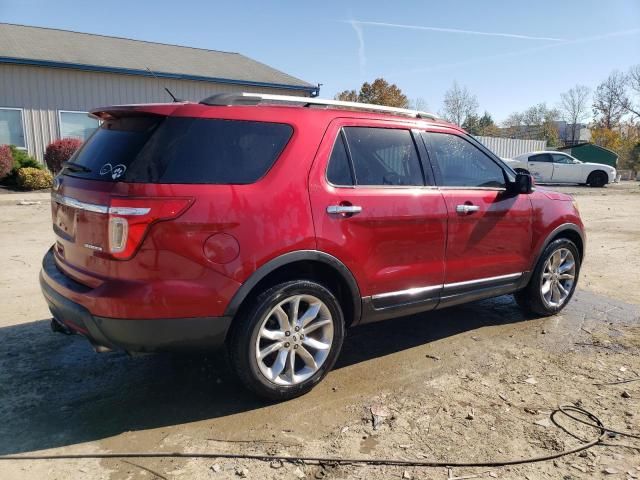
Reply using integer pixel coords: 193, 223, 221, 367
40, 248, 232, 352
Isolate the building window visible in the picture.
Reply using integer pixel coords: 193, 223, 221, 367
59, 111, 100, 141
0, 107, 26, 148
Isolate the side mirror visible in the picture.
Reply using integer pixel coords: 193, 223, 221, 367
507, 173, 533, 194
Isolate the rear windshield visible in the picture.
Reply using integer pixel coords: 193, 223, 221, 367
64, 116, 293, 184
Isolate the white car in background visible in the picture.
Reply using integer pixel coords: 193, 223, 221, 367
503, 151, 617, 187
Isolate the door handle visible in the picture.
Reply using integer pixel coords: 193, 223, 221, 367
327, 205, 362, 215
456, 204, 480, 214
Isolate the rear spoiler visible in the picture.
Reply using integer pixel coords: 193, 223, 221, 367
90, 102, 190, 120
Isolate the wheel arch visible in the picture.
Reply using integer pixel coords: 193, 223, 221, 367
224, 251, 362, 327
534, 223, 585, 267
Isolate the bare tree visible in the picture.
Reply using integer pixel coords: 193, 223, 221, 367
559, 85, 591, 142
593, 71, 628, 129
624, 64, 640, 119
441, 81, 478, 126
409, 97, 429, 111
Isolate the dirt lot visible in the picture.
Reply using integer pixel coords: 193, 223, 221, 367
0, 183, 639, 480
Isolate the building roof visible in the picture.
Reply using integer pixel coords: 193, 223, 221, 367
558, 143, 619, 158
0, 23, 317, 95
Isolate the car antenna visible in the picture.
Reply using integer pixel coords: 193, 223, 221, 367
145, 67, 182, 102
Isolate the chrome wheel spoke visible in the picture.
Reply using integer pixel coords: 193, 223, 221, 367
268, 349, 288, 380
259, 341, 283, 360
302, 318, 331, 335
287, 350, 296, 382
559, 273, 574, 281
273, 306, 291, 331
290, 295, 301, 328
297, 346, 318, 370
261, 328, 285, 341
299, 302, 322, 327
559, 261, 575, 273
302, 336, 331, 351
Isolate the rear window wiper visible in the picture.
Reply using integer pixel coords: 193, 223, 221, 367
62, 162, 92, 173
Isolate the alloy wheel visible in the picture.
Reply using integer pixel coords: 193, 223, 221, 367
255, 294, 334, 385
541, 248, 576, 308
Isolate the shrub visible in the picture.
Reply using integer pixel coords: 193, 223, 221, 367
44, 138, 83, 173
9, 145, 41, 172
0, 145, 12, 180
16, 167, 53, 190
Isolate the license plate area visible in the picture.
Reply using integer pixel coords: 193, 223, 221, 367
54, 204, 77, 241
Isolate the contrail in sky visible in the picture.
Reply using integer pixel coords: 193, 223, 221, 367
347, 20, 566, 42
349, 20, 366, 78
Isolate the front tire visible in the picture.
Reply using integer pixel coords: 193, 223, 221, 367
515, 238, 580, 316
587, 171, 607, 188
228, 280, 345, 401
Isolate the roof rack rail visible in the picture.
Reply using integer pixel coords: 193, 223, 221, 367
200, 92, 439, 120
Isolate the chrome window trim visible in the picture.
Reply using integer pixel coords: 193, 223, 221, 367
371, 272, 523, 301
0, 106, 28, 150
52, 194, 150, 216
437, 186, 506, 192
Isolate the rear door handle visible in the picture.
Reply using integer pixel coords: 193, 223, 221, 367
327, 205, 362, 215
456, 204, 480, 214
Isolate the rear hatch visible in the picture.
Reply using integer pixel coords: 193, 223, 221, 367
52, 104, 293, 285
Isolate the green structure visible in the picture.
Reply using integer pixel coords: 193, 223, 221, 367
558, 143, 618, 168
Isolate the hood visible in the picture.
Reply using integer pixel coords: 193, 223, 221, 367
583, 162, 616, 171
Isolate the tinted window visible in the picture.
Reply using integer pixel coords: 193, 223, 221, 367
426, 132, 505, 188
327, 133, 354, 185
529, 153, 552, 163
65, 116, 293, 184
551, 153, 573, 164
343, 127, 423, 186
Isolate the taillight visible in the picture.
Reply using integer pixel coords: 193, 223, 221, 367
106, 197, 193, 260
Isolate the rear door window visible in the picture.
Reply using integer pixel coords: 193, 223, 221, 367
342, 127, 424, 186
65, 116, 293, 184
529, 153, 553, 163
326, 133, 354, 186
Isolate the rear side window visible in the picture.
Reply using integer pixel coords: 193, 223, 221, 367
425, 132, 505, 188
65, 116, 293, 184
342, 127, 424, 186
327, 133, 354, 186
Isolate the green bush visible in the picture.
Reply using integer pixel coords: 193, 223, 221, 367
10, 145, 41, 172
16, 167, 53, 190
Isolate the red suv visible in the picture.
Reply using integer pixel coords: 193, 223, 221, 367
41, 93, 585, 400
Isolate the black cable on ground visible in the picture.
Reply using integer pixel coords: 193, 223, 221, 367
0, 405, 637, 469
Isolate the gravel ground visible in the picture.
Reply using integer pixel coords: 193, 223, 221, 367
0, 182, 639, 480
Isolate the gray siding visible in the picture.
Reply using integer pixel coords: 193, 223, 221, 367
0, 64, 309, 162
474, 136, 547, 159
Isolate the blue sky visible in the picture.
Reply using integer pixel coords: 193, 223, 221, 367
2, 0, 639, 121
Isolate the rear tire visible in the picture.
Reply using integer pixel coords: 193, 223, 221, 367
587, 171, 607, 188
228, 280, 345, 401
515, 238, 580, 316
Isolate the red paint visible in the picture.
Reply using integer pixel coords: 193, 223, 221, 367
42, 102, 585, 324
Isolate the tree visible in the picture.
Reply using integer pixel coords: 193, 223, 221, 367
593, 71, 628, 129
335, 78, 409, 108
334, 89, 359, 102
441, 81, 478, 126
477, 111, 500, 136
462, 114, 481, 135
502, 104, 559, 145
408, 97, 429, 111
624, 64, 640, 119
559, 85, 591, 142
